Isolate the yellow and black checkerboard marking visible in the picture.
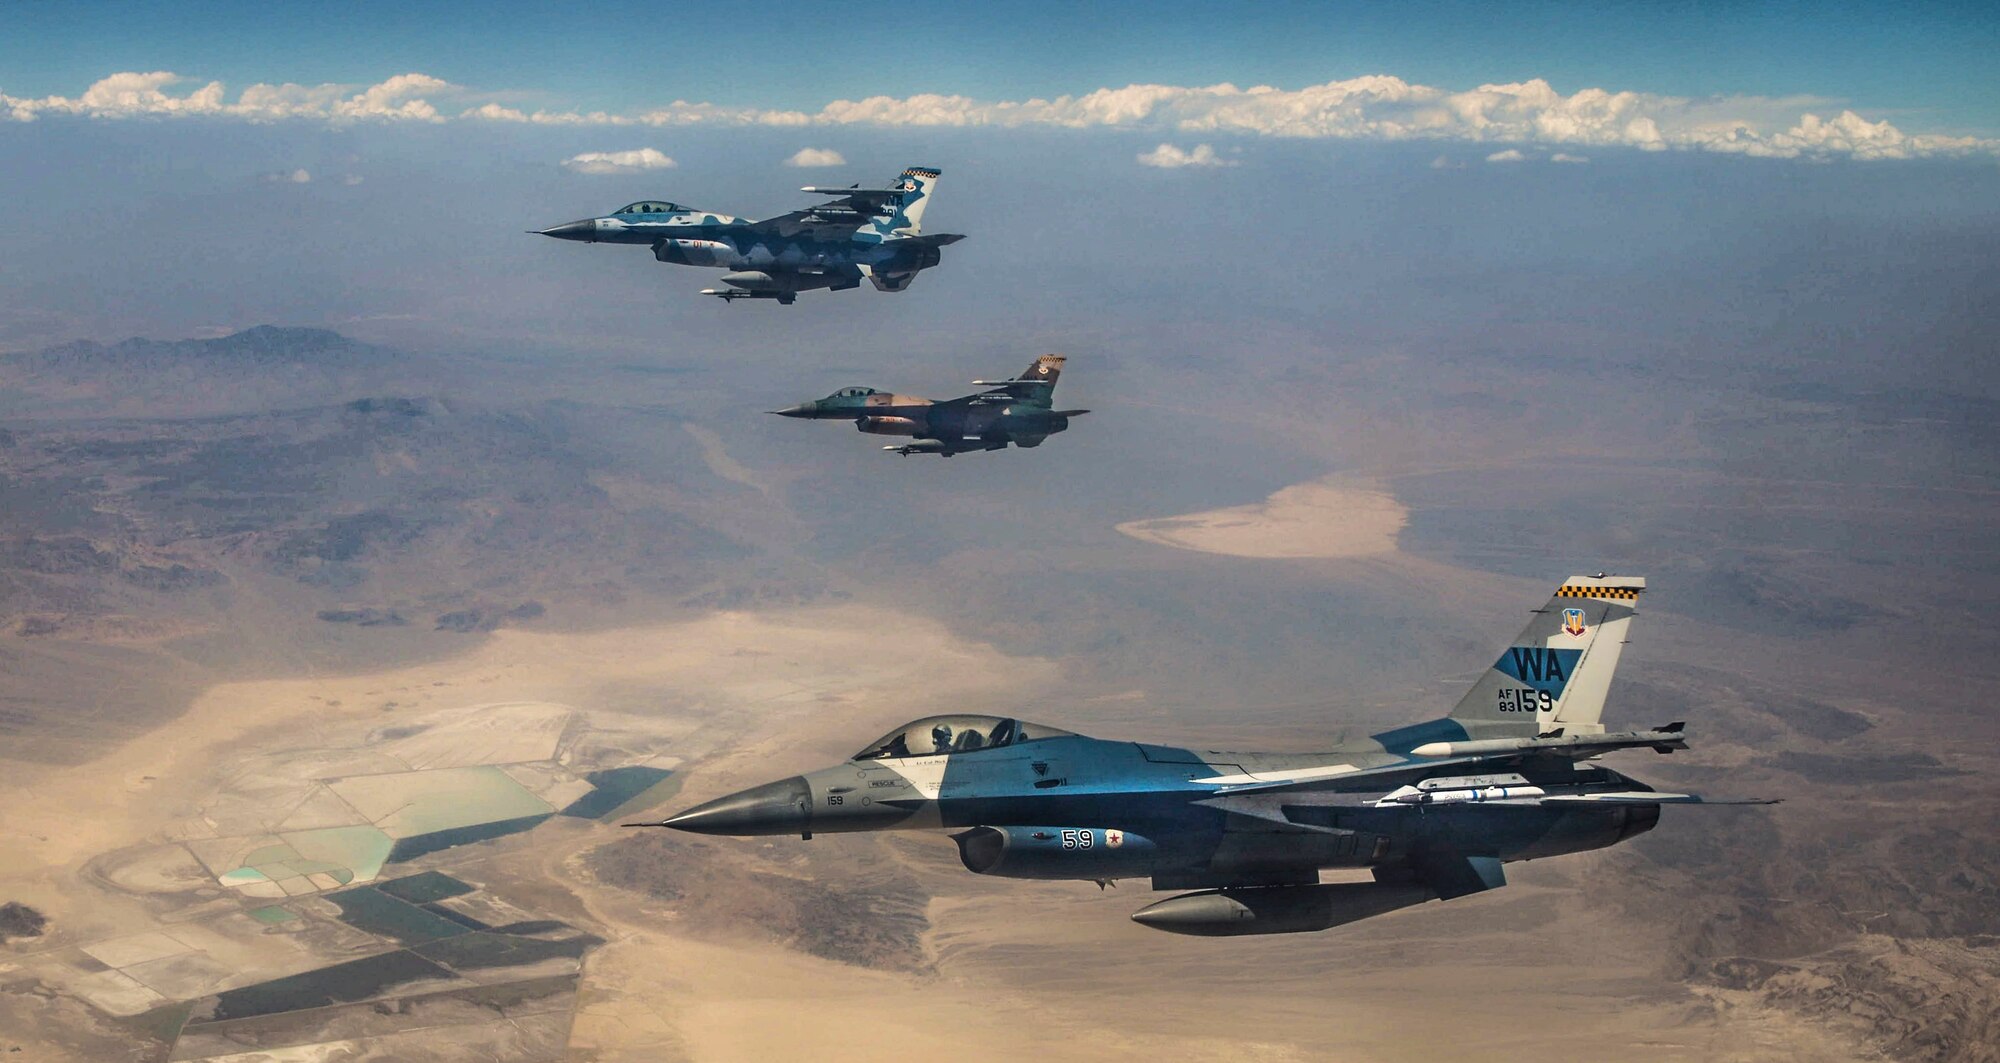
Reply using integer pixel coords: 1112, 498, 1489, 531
1555, 586, 1641, 599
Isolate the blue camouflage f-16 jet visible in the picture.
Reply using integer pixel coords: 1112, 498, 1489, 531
641, 576, 1773, 936
534, 165, 961, 304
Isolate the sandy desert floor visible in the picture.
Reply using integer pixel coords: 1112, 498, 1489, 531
1, 593, 1877, 1063
1116, 476, 1409, 559
0, 604, 1056, 1061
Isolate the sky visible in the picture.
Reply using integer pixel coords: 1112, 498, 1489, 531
2, 2, 1998, 130
0, 0, 1996, 396
3, 1, 1999, 134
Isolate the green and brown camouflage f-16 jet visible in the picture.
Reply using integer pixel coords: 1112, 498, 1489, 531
769, 354, 1088, 456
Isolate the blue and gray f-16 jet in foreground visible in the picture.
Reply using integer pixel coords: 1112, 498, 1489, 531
770, 354, 1087, 456
644, 576, 1773, 936
535, 166, 961, 304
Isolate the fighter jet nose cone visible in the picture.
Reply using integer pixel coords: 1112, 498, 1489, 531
536, 219, 596, 241
661, 776, 811, 836
768, 404, 812, 417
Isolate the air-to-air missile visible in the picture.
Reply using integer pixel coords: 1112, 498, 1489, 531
769, 354, 1088, 457
533, 166, 962, 304
635, 576, 1774, 936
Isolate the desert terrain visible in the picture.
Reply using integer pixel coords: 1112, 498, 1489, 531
1116, 475, 1407, 559
2, 325, 1996, 1061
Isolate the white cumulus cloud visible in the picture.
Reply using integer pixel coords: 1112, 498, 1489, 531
560, 148, 677, 175
261, 168, 311, 183
1550, 152, 1590, 163
336, 73, 449, 121
6, 69, 1994, 161
805, 77, 1995, 161
1, 71, 455, 123
1137, 142, 1235, 168
783, 147, 847, 167
635, 101, 809, 127
1485, 148, 1527, 163
461, 101, 527, 122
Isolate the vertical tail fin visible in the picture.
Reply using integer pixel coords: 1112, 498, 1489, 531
862, 166, 941, 241
1445, 575, 1645, 739
1019, 353, 1062, 389
976, 355, 1064, 407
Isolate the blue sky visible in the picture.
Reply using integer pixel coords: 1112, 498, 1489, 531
4, 0, 1998, 134
4, 117, 1995, 387
1, 0, 1995, 392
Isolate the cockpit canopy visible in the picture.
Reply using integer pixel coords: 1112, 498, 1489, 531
851, 715, 1076, 760
612, 201, 689, 216
831, 386, 879, 398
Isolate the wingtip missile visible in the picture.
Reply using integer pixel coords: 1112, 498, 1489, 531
702, 288, 795, 305
1407, 726, 1690, 759
801, 185, 906, 197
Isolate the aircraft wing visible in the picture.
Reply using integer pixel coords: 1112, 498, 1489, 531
1198, 721, 1773, 806
957, 391, 1019, 406
748, 184, 906, 238
1202, 770, 1777, 830
1204, 756, 1494, 798
800, 185, 908, 208
932, 387, 1017, 408
748, 209, 861, 239
1204, 724, 1699, 799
